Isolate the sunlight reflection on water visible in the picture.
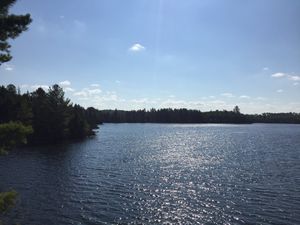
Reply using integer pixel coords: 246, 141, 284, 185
0, 124, 300, 224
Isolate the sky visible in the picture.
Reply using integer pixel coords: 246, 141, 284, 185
0, 0, 300, 114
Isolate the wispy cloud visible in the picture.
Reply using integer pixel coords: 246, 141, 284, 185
129, 43, 146, 52
59, 80, 71, 87
20, 84, 29, 88
88, 89, 102, 95
276, 89, 283, 93
271, 72, 300, 83
90, 84, 100, 87
73, 87, 102, 97
263, 67, 269, 71
131, 98, 152, 104
3, 64, 14, 71
293, 82, 299, 86
271, 72, 286, 78
73, 91, 87, 97
288, 75, 300, 81
256, 97, 267, 101
221, 93, 234, 98
239, 95, 250, 99
65, 87, 75, 92
58, 80, 74, 92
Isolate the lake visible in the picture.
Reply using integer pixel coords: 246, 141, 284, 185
0, 124, 300, 224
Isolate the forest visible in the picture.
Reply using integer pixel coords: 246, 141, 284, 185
98, 108, 300, 124
0, 84, 102, 148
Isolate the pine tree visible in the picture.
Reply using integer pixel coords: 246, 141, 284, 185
0, 0, 31, 64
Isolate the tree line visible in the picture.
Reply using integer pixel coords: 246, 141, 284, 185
97, 108, 300, 124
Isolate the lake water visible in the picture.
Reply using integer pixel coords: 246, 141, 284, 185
0, 124, 300, 224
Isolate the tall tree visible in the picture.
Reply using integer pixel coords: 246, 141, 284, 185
233, 105, 241, 114
46, 85, 71, 142
0, 0, 31, 64
0, 2, 31, 222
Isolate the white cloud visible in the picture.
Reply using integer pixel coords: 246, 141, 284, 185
288, 75, 300, 81
90, 84, 100, 87
20, 84, 28, 88
129, 43, 146, 52
74, 91, 88, 97
271, 72, 300, 82
3, 64, 14, 71
131, 98, 149, 104
256, 97, 267, 101
271, 72, 300, 86
101, 94, 118, 101
276, 89, 283, 93
65, 87, 75, 92
271, 72, 286, 78
59, 80, 71, 87
293, 82, 299, 86
160, 99, 190, 108
263, 67, 269, 71
73, 87, 102, 98
239, 95, 250, 99
221, 93, 234, 98
87, 92, 120, 103
115, 80, 121, 84
88, 89, 102, 95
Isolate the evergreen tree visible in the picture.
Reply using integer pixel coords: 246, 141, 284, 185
45, 85, 71, 142
0, 0, 32, 64
69, 104, 91, 139
30, 88, 51, 143
0, 121, 33, 155
233, 105, 241, 114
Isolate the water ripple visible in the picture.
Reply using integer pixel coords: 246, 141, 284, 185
0, 124, 300, 224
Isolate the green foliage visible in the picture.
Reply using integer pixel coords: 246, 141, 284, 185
45, 85, 71, 142
0, 84, 101, 145
69, 105, 92, 139
0, 121, 33, 154
0, 85, 32, 125
98, 108, 300, 124
0, 190, 18, 225
0, 191, 17, 214
0, 0, 32, 64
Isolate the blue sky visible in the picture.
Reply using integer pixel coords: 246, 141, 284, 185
1, 0, 299, 113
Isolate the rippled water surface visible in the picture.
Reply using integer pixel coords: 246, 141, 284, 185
1, 124, 300, 224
